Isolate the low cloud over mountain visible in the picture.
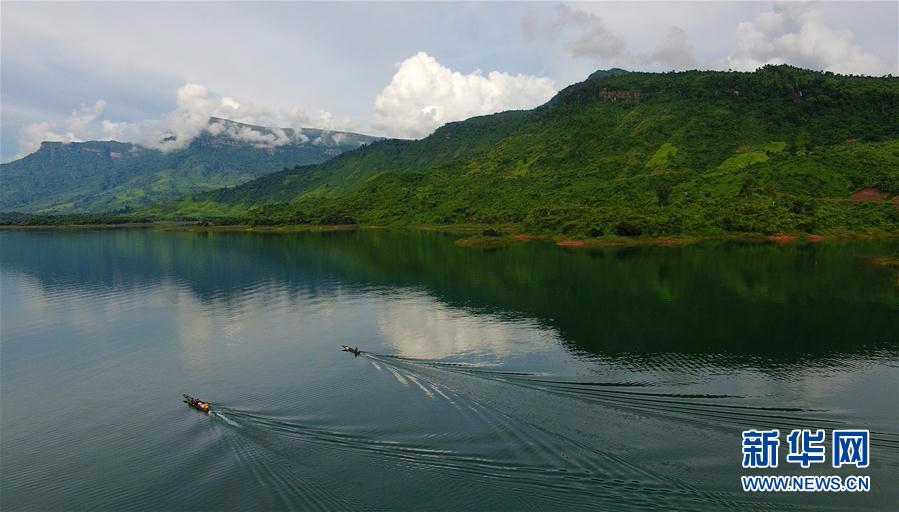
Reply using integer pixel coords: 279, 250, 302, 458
14, 84, 355, 158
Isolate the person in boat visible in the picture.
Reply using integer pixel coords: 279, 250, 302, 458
342, 345, 361, 356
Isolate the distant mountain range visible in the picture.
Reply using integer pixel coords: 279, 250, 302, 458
142, 65, 898, 236
0, 118, 379, 213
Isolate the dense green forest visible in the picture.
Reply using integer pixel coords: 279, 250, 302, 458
13, 66, 899, 238
0, 118, 379, 214
136, 66, 898, 237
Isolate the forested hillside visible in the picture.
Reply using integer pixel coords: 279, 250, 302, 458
139, 66, 899, 235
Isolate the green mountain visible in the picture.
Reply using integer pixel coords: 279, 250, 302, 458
146, 66, 898, 236
0, 118, 379, 214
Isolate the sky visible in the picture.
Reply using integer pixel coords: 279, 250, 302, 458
1, 1, 897, 161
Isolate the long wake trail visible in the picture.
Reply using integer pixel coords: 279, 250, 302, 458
199, 351, 880, 511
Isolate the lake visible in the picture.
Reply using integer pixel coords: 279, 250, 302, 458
1, 229, 896, 511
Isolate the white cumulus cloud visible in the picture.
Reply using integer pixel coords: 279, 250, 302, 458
726, 2, 890, 75
372, 51, 556, 139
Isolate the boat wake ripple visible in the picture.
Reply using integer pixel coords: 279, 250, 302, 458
194, 351, 888, 510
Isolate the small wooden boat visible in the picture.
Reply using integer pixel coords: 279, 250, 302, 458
341, 345, 361, 356
183, 394, 210, 413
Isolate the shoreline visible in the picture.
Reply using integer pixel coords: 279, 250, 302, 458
0, 222, 160, 231
455, 231, 899, 249
2, 221, 896, 248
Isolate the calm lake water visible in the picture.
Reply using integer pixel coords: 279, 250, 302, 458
1, 229, 896, 511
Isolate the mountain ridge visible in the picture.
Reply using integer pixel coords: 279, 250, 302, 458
0, 118, 380, 214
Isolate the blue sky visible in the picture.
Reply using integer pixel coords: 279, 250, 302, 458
2, 1, 896, 161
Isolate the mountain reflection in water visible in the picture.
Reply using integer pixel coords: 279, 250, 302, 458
1, 229, 896, 511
